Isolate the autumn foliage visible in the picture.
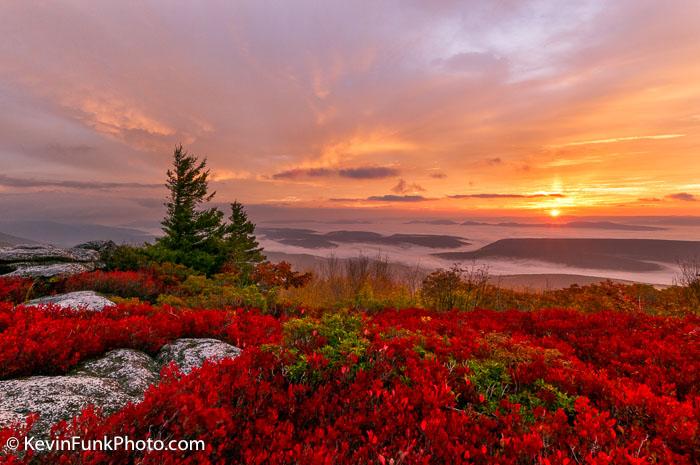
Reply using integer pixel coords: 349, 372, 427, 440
0, 277, 33, 305
0, 303, 280, 379
1, 299, 698, 464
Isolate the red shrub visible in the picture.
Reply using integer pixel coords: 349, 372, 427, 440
0, 303, 280, 379
0, 277, 33, 304
63, 270, 165, 300
252, 261, 313, 290
0, 305, 697, 464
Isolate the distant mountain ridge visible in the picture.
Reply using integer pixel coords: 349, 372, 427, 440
0, 232, 38, 247
0, 221, 154, 247
434, 238, 700, 272
404, 219, 460, 225
459, 220, 665, 231
259, 228, 469, 249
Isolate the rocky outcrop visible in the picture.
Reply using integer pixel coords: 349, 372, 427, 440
0, 376, 135, 434
0, 244, 100, 278
156, 338, 243, 374
73, 240, 117, 255
0, 244, 98, 263
72, 349, 160, 397
5, 263, 95, 278
0, 339, 241, 435
24, 291, 116, 312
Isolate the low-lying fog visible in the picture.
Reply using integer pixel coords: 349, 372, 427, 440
257, 218, 700, 286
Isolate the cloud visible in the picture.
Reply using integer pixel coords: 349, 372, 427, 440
667, 192, 696, 202
552, 134, 685, 148
448, 193, 566, 199
330, 194, 430, 202
440, 52, 509, 79
1, 0, 699, 216
210, 169, 253, 181
273, 166, 399, 180
131, 197, 164, 209
428, 172, 447, 179
366, 195, 429, 202
0, 174, 160, 190
485, 157, 502, 166
71, 95, 175, 138
271, 168, 336, 180
338, 166, 400, 179
391, 178, 425, 194
637, 197, 662, 202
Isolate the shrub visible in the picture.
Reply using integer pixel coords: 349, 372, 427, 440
676, 258, 700, 305
279, 254, 420, 312
420, 264, 490, 311
0, 303, 280, 379
0, 277, 34, 304
252, 261, 312, 291
2, 306, 696, 464
63, 270, 164, 301
157, 274, 269, 310
100, 244, 152, 271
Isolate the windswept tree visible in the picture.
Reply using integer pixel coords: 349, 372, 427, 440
221, 201, 265, 279
158, 145, 223, 270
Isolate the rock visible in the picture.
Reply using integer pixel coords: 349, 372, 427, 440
5, 262, 95, 278
0, 376, 135, 434
72, 349, 160, 397
73, 240, 117, 257
0, 244, 101, 278
0, 244, 100, 278
24, 291, 116, 311
0, 245, 98, 263
0, 338, 241, 436
157, 338, 242, 374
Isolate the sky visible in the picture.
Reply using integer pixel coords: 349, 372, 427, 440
1, 0, 700, 225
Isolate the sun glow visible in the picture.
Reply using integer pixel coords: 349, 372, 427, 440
549, 208, 561, 218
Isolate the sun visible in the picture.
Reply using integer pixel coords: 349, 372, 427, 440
548, 208, 561, 218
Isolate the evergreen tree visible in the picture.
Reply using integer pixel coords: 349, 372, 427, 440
222, 201, 265, 278
159, 145, 224, 264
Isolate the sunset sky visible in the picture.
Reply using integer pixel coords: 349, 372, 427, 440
1, 0, 700, 224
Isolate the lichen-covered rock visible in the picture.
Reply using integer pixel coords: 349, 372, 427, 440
0, 339, 241, 436
0, 245, 99, 263
157, 338, 242, 374
72, 349, 160, 397
0, 376, 135, 434
24, 291, 115, 311
73, 240, 117, 253
5, 262, 95, 278
0, 244, 101, 278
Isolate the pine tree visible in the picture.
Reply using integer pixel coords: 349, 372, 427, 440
222, 201, 265, 277
159, 145, 224, 256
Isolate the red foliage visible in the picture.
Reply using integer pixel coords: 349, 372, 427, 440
0, 303, 280, 379
0, 304, 697, 464
0, 277, 33, 304
63, 270, 165, 300
252, 261, 313, 290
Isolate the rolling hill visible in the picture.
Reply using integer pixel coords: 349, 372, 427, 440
434, 238, 700, 271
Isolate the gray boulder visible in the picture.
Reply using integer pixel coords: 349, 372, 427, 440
24, 291, 116, 311
156, 338, 242, 374
5, 262, 95, 278
73, 240, 117, 252
0, 244, 101, 278
72, 349, 160, 397
0, 350, 156, 435
0, 244, 98, 263
0, 338, 241, 436
0, 376, 135, 434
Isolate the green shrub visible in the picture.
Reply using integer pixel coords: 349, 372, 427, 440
101, 245, 152, 271
280, 311, 370, 384
156, 273, 268, 310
